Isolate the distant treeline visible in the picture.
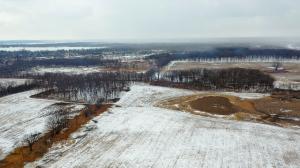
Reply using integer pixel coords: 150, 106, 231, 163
0, 81, 37, 97
30, 72, 149, 103
152, 68, 275, 92
0, 47, 137, 59
5, 67, 275, 102
148, 48, 300, 68
32, 67, 274, 95
0, 49, 100, 58
0, 58, 120, 77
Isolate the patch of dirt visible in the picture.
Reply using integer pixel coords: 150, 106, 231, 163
190, 96, 238, 115
157, 93, 300, 127
283, 151, 300, 165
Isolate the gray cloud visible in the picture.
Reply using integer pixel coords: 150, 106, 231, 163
0, 0, 299, 41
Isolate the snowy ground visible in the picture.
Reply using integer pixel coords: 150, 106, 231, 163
0, 90, 85, 160
30, 66, 104, 74
28, 84, 300, 168
0, 78, 31, 88
0, 46, 106, 52
163, 61, 300, 83
274, 80, 300, 91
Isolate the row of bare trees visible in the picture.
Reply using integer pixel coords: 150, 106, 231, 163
28, 72, 151, 103
0, 57, 121, 78
0, 80, 37, 97
47, 109, 70, 136
22, 108, 70, 151
147, 48, 300, 69
153, 68, 275, 92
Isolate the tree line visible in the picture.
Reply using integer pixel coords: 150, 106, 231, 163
0, 58, 120, 78
0, 80, 37, 97
147, 48, 300, 68
29, 72, 150, 103
152, 68, 275, 92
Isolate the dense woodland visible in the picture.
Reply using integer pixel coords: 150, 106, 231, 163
30, 72, 149, 103
1, 46, 298, 100
0, 80, 37, 97
27, 67, 275, 104
0, 47, 137, 59
0, 58, 120, 77
153, 68, 275, 92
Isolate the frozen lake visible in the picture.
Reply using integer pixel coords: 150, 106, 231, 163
0, 46, 107, 52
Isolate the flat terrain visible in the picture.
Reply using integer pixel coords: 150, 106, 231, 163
164, 61, 300, 83
158, 92, 300, 127
0, 78, 30, 88
0, 46, 106, 52
27, 84, 300, 168
189, 96, 238, 115
31, 66, 105, 74
31, 61, 151, 75
0, 90, 84, 160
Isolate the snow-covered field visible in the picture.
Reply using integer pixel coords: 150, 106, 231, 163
31, 66, 104, 74
221, 92, 270, 99
0, 78, 30, 88
163, 61, 300, 90
0, 46, 107, 52
274, 80, 300, 91
0, 90, 85, 160
28, 84, 300, 168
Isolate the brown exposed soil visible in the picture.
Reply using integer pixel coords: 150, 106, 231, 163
0, 104, 111, 168
104, 60, 152, 73
158, 94, 300, 127
272, 89, 300, 99
190, 96, 238, 115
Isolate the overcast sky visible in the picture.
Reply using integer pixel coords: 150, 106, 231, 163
0, 0, 300, 41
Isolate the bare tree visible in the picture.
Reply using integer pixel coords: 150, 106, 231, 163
272, 62, 283, 72
23, 132, 41, 151
47, 109, 69, 136
96, 98, 104, 108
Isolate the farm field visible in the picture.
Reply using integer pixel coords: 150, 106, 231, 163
1, 1, 300, 167
158, 92, 300, 127
164, 61, 300, 83
30, 60, 151, 75
0, 46, 107, 52
31, 66, 105, 74
0, 90, 85, 160
27, 84, 300, 168
0, 78, 31, 88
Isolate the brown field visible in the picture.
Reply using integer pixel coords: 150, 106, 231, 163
164, 61, 300, 82
157, 93, 300, 127
106, 60, 153, 73
0, 104, 111, 168
190, 96, 238, 115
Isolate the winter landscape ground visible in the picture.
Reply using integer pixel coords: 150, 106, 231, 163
0, 79, 30, 88
26, 84, 300, 168
0, 89, 85, 161
1, 42, 300, 168
163, 61, 300, 85
2, 0, 300, 167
